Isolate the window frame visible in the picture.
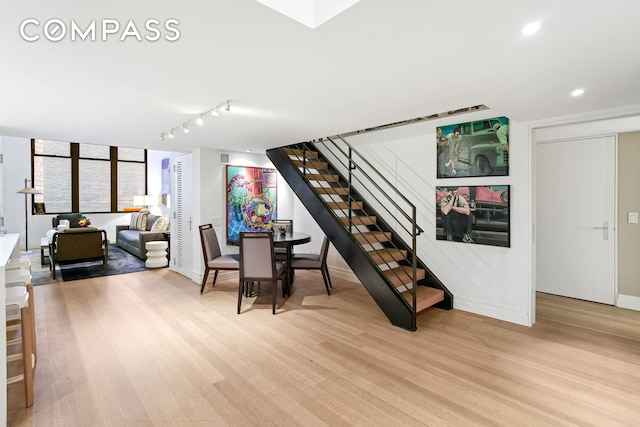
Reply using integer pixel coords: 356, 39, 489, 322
31, 139, 147, 214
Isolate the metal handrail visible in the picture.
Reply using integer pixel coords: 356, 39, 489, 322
325, 136, 423, 236
295, 142, 411, 285
297, 136, 421, 322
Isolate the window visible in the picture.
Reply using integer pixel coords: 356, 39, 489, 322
32, 139, 147, 214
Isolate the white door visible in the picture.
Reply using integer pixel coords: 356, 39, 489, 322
172, 153, 193, 278
536, 136, 616, 304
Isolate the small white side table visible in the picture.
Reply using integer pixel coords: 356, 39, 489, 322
145, 241, 168, 268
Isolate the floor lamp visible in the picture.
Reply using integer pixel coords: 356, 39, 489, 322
17, 178, 42, 253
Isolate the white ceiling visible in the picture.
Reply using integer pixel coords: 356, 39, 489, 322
2, 0, 640, 154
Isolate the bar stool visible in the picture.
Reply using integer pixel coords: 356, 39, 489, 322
7, 256, 32, 273
5, 267, 37, 361
6, 285, 35, 407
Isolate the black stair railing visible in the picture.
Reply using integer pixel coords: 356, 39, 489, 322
298, 135, 424, 319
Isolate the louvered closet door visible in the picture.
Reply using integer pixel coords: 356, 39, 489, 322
172, 153, 193, 278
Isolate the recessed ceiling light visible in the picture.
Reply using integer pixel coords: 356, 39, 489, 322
571, 88, 585, 97
521, 22, 541, 36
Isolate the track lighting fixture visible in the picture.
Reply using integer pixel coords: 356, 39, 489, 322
160, 100, 231, 140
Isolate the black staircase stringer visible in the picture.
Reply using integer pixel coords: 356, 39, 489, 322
267, 146, 415, 331
370, 212, 454, 310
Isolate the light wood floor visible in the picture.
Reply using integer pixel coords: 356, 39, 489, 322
7, 269, 640, 426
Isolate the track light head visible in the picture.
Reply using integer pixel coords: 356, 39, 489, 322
161, 100, 230, 139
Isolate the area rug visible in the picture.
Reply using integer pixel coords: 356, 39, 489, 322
32, 244, 151, 285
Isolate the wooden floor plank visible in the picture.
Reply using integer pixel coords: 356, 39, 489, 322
7, 268, 640, 426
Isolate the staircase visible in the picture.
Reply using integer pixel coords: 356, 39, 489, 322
266, 138, 453, 331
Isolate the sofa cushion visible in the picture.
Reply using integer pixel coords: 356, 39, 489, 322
146, 215, 161, 231
118, 229, 142, 247
149, 216, 169, 232
130, 209, 150, 231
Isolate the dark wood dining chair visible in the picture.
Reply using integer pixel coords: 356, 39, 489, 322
272, 219, 293, 261
238, 231, 287, 314
199, 224, 239, 294
290, 235, 332, 295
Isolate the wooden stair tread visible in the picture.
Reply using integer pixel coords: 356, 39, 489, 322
283, 147, 318, 158
326, 201, 364, 211
306, 173, 339, 182
340, 216, 376, 226
368, 248, 407, 264
315, 187, 349, 196
353, 231, 392, 244
401, 287, 445, 312
292, 159, 328, 169
384, 266, 426, 288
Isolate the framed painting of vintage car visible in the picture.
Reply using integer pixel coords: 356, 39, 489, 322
436, 185, 510, 247
436, 116, 509, 178
226, 165, 278, 243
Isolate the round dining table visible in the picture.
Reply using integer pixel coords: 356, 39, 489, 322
272, 232, 311, 292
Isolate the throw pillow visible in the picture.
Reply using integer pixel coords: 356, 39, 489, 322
150, 216, 170, 232
130, 209, 150, 231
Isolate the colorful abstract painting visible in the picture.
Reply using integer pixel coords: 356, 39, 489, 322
161, 157, 170, 205
226, 165, 277, 242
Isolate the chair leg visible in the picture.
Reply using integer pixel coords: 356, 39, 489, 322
200, 268, 210, 294
321, 268, 331, 295
282, 271, 287, 298
237, 279, 244, 314
20, 305, 34, 408
213, 270, 219, 285
26, 283, 37, 362
272, 279, 277, 315
324, 266, 333, 288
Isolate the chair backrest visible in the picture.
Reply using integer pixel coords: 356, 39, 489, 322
52, 213, 84, 229
319, 235, 330, 266
272, 219, 293, 234
199, 224, 222, 263
53, 229, 106, 260
239, 232, 276, 281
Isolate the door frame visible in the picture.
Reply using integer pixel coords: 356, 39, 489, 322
532, 129, 619, 321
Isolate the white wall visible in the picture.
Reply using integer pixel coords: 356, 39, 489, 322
348, 110, 532, 326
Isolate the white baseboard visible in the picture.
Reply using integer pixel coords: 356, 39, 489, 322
454, 295, 531, 326
617, 294, 640, 311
